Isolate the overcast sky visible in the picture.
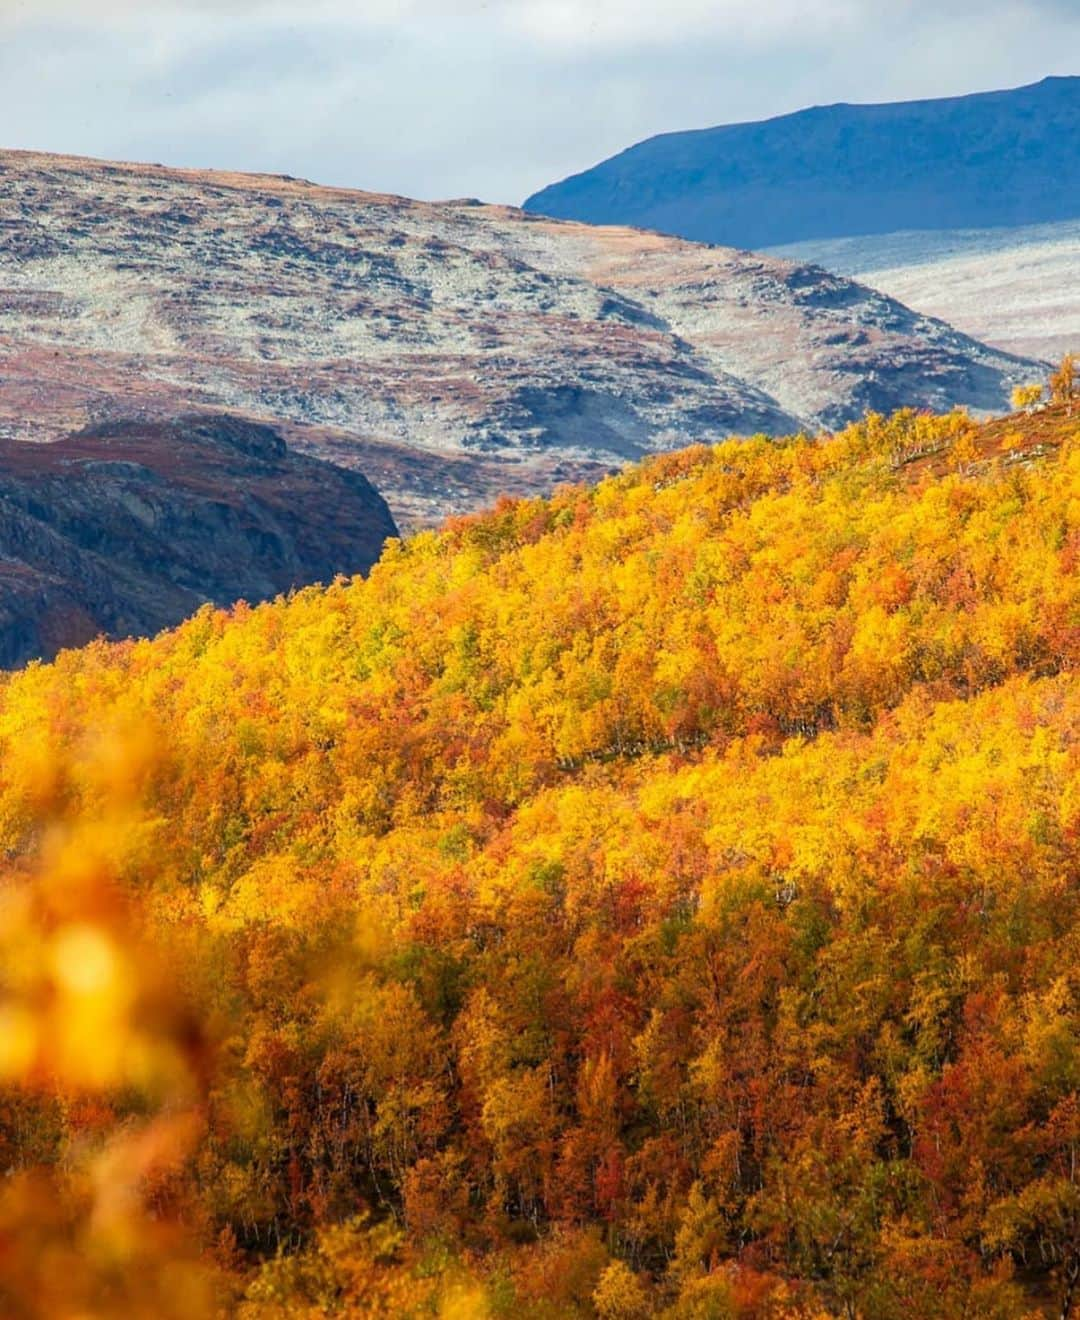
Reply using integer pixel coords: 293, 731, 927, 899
2, 1, 1077, 204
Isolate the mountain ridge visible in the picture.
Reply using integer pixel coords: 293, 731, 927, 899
0, 148, 1039, 527
524, 76, 1080, 250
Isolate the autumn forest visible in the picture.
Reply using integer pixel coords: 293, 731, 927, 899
0, 404, 1078, 1318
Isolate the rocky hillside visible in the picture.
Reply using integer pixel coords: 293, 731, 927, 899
524, 78, 1079, 367
770, 219, 1080, 362
0, 150, 1038, 526
0, 413, 397, 667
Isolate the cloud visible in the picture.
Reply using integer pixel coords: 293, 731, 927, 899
1, 1, 1077, 203
504, 0, 867, 49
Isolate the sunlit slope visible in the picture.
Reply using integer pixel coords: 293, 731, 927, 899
0, 148, 1040, 527
7, 408, 1073, 808
771, 218, 1080, 361
0, 405, 1078, 1316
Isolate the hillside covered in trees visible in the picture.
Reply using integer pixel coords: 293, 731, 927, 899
0, 404, 1077, 1317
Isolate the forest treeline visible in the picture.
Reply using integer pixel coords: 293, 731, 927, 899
0, 406, 1077, 1317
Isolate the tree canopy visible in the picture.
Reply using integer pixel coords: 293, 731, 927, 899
0, 406, 1077, 1317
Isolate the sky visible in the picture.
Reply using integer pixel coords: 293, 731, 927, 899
2, 1, 1078, 205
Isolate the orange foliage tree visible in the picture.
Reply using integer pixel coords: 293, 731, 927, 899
0, 408, 1076, 1315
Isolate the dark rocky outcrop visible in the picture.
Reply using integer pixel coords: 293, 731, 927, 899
0, 414, 397, 667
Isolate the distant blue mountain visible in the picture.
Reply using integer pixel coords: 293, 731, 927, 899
524, 78, 1080, 250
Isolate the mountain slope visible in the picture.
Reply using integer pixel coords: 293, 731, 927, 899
770, 218, 1080, 361
0, 150, 1038, 526
0, 413, 397, 667
525, 77, 1080, 250
0, 406, 1076, 1316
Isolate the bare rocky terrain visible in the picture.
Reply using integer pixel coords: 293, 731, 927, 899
0, 150, 1039, 528
0, 413, 397, 667
770, 219, 1080, 363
